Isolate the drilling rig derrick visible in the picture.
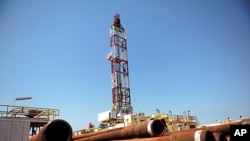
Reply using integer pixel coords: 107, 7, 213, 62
107, 14, 132, 116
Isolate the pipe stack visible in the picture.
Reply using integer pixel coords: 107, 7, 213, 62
111, 129, 216, 141
28, 118, 250, 141
71, 118, 250, 141
198, 118, 250, 135
73, 119, 166, 141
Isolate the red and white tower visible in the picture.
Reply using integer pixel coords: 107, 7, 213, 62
107, 14, 133, 115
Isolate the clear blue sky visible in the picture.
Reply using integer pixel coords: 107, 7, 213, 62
1, 0, 250, 131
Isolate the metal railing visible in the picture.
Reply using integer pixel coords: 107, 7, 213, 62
167, 114, 200, 125
0, 104, 59, 121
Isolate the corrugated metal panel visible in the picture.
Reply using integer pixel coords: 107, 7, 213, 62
0, 120, 11, 141
0, 119, 30, 141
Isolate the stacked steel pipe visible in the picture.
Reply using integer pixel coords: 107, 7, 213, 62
28, 119, 72, 141
112, 129, 216, 141
28, 118, 250, 141
198, 118, 250, 135
72, 118, 250, 141
73, 119, 166, 141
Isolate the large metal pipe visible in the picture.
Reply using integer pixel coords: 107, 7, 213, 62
74, 119, 165, 141
162, 129, 215, 141
198, 118, 250, 135
213, 132, 227, 141
29, 119, 72, 141
72, 127, 123, 140
111, 130, 215, 141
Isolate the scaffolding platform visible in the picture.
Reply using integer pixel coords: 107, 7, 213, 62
0, 104, 59, 139
0, 104, 59, 120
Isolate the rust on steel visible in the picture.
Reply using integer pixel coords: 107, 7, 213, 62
74, 119, 165, 141
29, 119, 72, 141
198, 118, 250, 135
212, 132, 227, 141
111, 130, 216, 141
73, 118, 250, 141
72, 127, 123, 140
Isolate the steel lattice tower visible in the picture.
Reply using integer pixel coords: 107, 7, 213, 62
107, 14, 133, 115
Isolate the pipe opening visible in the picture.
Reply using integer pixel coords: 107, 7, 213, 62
44, 120, 72, 141
218, 134, 227, 141
201, 130, 216, 141
214, 133, 227, 141
151, 120, 165, 136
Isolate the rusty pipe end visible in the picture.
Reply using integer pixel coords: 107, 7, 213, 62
213, 132, 227, 141
147, 119, 165, 137
197, 130, 216, 141
43, 119, 72, 141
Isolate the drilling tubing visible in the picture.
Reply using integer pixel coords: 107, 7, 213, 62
111, 129, 216, 141
74, 119, 165, 141
29, 119, 73, 141
72, 127, 123, 140
197, 118, 250, 135
213, 132, 227, 141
